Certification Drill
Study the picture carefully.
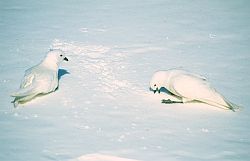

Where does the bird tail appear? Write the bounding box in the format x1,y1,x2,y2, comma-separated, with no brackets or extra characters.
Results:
201,97,241,112
225,100,242,112
214,92,242,112
11,86,36,97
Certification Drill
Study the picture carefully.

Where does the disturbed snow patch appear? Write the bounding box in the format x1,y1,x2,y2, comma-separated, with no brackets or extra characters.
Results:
51,39,139,97
72,153,140,161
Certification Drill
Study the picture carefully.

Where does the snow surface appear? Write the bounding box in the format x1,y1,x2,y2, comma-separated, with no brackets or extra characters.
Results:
72,153,140,161
0,0,250,161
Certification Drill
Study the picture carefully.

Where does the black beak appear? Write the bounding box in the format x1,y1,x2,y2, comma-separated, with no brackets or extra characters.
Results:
153,87,160,94
64,57,68,61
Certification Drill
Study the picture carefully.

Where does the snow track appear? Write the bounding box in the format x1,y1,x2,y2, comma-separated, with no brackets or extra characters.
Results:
52,39,139,99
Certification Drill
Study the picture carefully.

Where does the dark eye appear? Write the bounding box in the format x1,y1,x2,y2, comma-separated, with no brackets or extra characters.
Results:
60,54,63,57
154,84,156,87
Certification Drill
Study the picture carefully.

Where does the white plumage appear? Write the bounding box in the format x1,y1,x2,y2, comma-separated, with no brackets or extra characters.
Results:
11,49,68,107
150,69,239,111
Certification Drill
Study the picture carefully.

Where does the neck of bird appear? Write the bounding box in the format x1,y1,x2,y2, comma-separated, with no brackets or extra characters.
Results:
41,59,59,71
163,72,171,89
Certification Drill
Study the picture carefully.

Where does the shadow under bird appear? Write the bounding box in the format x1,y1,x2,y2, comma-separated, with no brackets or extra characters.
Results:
150,69,240,111
11,49,68,107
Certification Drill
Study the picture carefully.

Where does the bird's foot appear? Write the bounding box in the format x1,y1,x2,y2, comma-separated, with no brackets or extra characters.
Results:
161,99,183,104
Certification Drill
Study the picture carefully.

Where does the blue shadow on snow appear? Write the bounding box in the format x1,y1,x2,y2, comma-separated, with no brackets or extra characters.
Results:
58,69,70,80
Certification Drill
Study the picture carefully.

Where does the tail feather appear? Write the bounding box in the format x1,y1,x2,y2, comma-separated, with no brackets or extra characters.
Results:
211,92,241,112
199,98,240,112
225,100,242,112
11,93,38,107
11,85,36,97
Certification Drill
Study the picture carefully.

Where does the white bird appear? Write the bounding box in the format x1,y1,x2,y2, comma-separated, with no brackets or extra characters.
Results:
150,69,239,111
11,49,68,107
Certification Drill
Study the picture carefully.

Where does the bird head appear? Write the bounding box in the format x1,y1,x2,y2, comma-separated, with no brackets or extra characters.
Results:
45,49,68,65
41,49,68,70
149,71,168,94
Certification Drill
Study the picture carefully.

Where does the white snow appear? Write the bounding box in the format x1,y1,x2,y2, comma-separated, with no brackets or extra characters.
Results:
72,153,140,161
0,0,250,161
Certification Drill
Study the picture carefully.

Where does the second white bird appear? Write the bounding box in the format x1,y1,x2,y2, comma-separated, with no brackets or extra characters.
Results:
150,69,239,111
11,49,68,107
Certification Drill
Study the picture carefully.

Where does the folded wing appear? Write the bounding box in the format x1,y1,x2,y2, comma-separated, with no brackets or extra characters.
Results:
170,73,233,110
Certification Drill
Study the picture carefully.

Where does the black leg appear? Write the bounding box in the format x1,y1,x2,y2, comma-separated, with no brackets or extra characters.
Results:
161,99,183,104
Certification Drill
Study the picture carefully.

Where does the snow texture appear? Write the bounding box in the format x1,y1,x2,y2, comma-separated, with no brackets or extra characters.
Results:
72,153,140,161
0,0,250,161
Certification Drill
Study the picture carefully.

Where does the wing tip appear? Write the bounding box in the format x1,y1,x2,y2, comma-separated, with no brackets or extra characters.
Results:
226,100,242,112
